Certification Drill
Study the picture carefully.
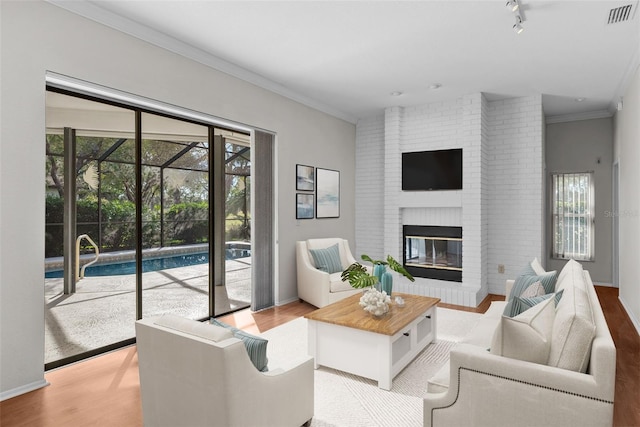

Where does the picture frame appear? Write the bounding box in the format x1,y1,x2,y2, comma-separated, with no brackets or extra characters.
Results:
296,164,315,191
316,168,340,218
296,193,315,219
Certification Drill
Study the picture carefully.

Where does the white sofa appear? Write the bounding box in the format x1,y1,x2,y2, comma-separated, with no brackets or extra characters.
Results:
296,238,362,308
424,259,616,427
136,314,314,427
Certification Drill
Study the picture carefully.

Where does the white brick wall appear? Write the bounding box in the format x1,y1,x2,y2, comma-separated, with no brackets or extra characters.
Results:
486,96,545,295
460,93,488,305
401,207,462,226
355,115,385,260
384,107,404,260
355,93,545,306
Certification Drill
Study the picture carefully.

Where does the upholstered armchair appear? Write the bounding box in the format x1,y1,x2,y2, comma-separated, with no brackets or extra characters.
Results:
296,238,363,308
136,314,314,427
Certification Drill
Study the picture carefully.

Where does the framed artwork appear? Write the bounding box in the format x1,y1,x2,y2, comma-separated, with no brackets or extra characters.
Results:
296,164,315,191
296,193,315,219
316,168,340,218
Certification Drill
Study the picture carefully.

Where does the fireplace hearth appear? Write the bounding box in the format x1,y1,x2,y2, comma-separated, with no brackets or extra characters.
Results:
403,225,462,282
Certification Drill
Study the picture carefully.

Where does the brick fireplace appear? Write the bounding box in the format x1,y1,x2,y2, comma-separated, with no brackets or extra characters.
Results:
355,93,545,306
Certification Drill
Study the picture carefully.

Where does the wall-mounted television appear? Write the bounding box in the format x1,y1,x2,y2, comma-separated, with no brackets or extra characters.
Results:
402,148,463,191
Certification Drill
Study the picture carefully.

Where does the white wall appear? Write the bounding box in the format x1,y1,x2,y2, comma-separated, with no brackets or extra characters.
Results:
0,1,356,399
486,96,545,293
545,118,614,284
613,64,640,333
355,115,385,258
355,94,545,304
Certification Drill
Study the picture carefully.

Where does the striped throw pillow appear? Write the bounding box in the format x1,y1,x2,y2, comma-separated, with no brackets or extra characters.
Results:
210,319,269,372
504,270,558,317
510,290,564,317
309,243,343,274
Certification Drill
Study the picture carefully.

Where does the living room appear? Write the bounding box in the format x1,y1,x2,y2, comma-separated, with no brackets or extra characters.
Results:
1,1,639,426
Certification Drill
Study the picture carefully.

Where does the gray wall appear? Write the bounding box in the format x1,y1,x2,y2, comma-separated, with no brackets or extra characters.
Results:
0,1,356,398
545,118,613,283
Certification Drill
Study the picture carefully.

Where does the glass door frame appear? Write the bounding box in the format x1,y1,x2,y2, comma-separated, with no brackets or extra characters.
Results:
45,87,251,369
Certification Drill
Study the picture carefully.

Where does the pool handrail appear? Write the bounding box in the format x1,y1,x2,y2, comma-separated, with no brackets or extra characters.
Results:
76,234,100,282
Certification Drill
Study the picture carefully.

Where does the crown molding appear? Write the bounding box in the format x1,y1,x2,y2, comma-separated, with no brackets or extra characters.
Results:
45,0,358,124
545,109,613,124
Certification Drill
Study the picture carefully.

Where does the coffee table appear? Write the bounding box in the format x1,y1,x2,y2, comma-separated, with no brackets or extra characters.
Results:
304,292,440,390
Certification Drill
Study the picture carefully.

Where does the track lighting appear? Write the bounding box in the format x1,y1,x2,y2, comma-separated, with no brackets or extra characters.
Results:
507,1,525,34
505,0,519,12
513,15,524,34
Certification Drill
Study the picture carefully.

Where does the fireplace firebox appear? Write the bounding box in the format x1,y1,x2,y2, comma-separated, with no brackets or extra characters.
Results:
403,225,462,282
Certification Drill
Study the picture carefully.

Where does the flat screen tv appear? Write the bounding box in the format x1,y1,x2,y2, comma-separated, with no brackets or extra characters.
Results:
402,148,463,191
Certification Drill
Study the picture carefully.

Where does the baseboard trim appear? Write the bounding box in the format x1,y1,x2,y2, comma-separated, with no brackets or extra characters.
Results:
276,296,300,306
595,282,616,287
619,295,640,336
0,379,49,402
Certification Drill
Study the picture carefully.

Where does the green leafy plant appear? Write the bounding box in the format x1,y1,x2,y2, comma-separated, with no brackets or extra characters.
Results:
341,254,415,289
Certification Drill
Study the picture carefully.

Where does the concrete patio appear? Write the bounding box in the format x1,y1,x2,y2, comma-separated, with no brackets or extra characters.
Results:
44,257,251,364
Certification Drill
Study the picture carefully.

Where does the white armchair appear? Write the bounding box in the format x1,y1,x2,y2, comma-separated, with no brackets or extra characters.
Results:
296,238,363,308
136,314,314,427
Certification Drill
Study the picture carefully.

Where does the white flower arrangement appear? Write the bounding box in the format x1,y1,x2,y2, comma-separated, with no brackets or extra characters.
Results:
359,288,391,317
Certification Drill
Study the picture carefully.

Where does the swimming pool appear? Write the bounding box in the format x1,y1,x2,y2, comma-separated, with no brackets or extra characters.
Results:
45,248,249,279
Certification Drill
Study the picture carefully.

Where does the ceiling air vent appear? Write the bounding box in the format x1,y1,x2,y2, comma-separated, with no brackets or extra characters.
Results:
607,4,634,24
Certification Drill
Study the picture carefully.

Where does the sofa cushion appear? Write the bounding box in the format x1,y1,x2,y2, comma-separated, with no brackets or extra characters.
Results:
548,285,596,373
503,270,558,316
309,243,343,274
210,319,269,372
155,314,233,342
461,301,505,348
329,272,355,292
491,296,556,364
555,259,584,292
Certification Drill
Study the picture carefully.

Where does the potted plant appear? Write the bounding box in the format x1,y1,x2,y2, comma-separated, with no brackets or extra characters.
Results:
342,254,415,316
342,254,414,291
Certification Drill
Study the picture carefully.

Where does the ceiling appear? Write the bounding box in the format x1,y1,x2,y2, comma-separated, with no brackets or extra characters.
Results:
49,1,640,123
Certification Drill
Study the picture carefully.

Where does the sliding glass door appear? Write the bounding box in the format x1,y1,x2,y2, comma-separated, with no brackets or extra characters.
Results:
140,113,211,319
44,90,251,368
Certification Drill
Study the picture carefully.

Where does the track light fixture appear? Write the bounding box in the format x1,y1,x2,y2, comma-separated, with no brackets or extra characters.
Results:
505,0,519,12
507,0,525,34
513,15,524,34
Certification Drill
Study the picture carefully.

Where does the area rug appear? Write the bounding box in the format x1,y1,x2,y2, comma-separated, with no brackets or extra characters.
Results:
261,307,481,427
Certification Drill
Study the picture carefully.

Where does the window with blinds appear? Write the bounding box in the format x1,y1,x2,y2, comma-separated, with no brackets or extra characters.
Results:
551,172,594,261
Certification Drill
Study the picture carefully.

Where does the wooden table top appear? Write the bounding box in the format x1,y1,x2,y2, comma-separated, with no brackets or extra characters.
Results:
304,292,440,336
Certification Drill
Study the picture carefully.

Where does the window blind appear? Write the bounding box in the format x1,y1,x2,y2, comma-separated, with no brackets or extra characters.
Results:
252,131,275,310
551,172,594,261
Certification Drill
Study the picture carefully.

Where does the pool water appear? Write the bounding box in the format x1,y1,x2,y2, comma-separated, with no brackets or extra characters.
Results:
45,249,249,279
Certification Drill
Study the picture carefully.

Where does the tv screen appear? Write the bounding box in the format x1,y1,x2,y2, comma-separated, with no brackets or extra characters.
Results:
402,148,463,191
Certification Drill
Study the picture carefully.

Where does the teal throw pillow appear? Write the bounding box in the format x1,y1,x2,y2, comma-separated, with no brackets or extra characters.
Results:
503,270,558,316
509,290,564,317
210,318,269,372
309,243,343,274
519,262,538,277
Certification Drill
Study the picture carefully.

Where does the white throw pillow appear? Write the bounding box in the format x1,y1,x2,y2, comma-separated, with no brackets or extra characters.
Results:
491,297,556,364
520,280,545,298
531,257,546,275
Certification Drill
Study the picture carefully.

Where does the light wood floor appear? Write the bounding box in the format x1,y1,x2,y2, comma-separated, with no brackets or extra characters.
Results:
1,287,638,427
